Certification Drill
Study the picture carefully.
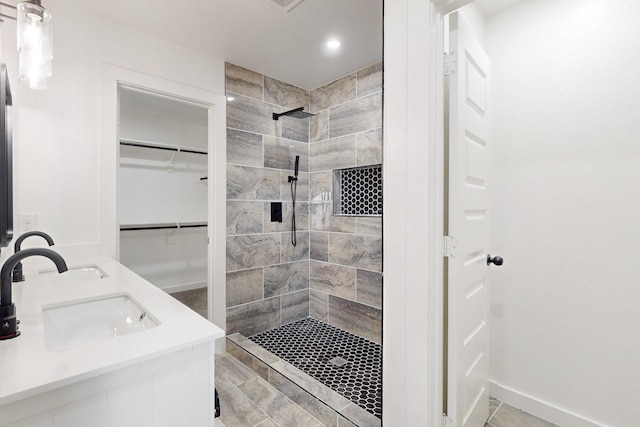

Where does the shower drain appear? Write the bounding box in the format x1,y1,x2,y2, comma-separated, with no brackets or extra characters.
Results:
329,356,349,367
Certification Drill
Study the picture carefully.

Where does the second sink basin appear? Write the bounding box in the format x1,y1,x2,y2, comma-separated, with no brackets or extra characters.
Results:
42,293,160,352
40,264,108,280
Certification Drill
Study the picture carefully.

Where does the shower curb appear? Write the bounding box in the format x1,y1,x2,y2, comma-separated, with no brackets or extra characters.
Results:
226,332,381,427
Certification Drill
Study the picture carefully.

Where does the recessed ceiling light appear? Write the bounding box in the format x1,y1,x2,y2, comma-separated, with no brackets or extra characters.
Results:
326,39,341,50
227,96,235,101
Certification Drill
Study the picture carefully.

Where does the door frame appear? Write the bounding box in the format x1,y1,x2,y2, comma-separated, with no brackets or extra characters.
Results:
99,64,227,334
382,0,472,425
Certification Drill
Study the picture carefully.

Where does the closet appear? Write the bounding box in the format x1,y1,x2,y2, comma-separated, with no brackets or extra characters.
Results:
117,87,208,315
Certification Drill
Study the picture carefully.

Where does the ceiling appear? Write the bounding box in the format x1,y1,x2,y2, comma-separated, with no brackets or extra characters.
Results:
96,0,383,90
96,0,526,91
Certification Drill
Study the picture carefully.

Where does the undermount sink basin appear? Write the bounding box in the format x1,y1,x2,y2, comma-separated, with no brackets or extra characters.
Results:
40,265,109,280
42,293,159,352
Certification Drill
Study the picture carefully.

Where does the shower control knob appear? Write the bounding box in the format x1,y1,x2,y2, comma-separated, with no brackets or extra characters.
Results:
487,254,503,266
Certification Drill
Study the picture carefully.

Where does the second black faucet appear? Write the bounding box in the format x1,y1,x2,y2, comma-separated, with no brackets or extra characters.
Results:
12,231,55,282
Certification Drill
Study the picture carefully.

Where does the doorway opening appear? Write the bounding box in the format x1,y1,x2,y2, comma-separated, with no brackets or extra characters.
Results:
100,64,227,348
117,86,210,317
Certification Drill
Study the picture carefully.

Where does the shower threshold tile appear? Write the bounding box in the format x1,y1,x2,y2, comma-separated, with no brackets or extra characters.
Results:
271,360,352,411
228,332,281,365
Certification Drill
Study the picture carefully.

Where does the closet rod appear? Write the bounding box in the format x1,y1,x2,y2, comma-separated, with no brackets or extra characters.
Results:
120,222,207,231
120,139,207,155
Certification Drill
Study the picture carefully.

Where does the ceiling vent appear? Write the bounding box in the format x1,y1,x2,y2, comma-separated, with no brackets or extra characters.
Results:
268,0,304,12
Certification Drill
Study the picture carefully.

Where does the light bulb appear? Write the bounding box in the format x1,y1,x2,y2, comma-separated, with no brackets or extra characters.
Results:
326,39,341,50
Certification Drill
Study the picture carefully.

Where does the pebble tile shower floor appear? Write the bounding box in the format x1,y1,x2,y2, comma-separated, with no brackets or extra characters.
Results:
250,317,382,419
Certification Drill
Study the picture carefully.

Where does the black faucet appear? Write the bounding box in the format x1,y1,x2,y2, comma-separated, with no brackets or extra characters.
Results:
0,248,68,340
12,231,55,282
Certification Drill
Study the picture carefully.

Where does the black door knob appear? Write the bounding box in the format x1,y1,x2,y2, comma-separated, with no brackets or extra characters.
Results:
487,254,504,266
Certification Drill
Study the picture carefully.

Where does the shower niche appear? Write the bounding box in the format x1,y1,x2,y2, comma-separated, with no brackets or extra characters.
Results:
333,164,382,216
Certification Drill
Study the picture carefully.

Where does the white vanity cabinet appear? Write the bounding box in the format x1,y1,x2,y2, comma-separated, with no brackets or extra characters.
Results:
0,343,214,427
0,258,223,427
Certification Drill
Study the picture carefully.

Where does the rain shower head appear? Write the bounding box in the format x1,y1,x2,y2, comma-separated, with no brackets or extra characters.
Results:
272,107,315,121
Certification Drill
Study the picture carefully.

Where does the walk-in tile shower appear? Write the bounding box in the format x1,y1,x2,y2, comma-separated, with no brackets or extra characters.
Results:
224,61,382,424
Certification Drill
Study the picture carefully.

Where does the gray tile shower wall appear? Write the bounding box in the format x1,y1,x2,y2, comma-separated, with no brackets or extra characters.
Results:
308,62,383,344
226,61,383,343
226,63,311,336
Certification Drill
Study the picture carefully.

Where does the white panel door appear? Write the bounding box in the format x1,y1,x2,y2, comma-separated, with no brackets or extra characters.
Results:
446,11,496,427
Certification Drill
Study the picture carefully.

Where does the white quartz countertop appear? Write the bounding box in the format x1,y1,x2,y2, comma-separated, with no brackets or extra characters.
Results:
0,258,224,406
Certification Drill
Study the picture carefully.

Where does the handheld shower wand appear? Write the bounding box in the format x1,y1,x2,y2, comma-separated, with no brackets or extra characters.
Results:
288,156,300,246
288,156,299,182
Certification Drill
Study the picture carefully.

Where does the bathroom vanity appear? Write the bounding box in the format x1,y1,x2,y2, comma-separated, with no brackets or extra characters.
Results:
0,258,223,427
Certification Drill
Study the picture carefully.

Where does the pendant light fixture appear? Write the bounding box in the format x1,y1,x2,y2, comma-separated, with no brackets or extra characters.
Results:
0,0,53,90
17,0,52,90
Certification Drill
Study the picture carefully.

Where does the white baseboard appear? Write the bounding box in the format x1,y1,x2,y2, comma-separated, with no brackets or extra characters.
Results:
162,281,207,294
490,381,606,427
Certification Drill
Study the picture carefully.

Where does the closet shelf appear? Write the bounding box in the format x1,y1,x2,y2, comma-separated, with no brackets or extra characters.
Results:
120,138,208,155
120,222,207,231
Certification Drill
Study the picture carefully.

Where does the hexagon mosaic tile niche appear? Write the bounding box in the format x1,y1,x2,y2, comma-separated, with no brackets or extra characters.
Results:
333,165,382,217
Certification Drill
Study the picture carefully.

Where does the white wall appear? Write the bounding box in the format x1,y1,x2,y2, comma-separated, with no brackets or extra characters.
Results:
118,155,208,225
120,228,208,292
119,89,209,150
0,0,224,269
118,92,209,225
486,0,640,425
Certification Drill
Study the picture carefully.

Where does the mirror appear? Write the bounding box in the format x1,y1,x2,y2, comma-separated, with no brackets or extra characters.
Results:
0,63,13,250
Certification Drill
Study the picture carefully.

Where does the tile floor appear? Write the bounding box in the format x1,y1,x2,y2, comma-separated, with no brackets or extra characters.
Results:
170,287,208,318
486,396,559,427
215,353,326,427
217,352,558,427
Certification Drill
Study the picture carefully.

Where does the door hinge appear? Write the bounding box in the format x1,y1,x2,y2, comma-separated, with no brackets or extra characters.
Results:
444,51,458,76
443,236,457,258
